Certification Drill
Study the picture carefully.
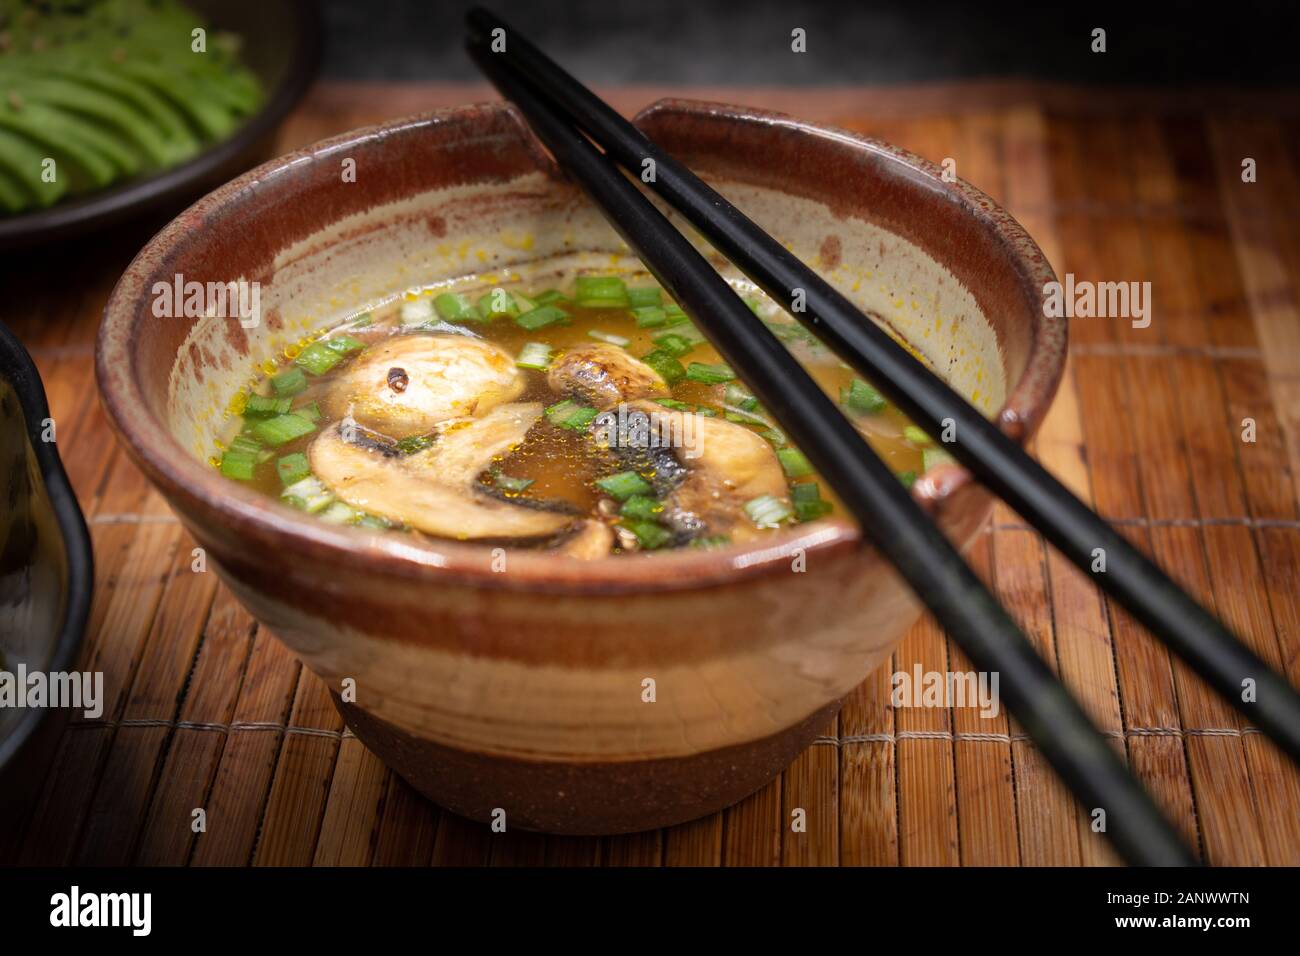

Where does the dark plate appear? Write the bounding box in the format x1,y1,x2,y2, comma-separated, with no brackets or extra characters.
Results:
0,319,93,783
0,0,322,252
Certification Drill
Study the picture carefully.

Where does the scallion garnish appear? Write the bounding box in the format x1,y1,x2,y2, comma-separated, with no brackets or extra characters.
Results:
574,276,629,308
399,298,434,326
294,341,344,376
595,470,654,501
777,448,814,479
516,342,553,370
724,382,759,411
533,289,568,306
898,470,918,488
923,447,956,471
516,304,570,331
790,482,833,522
250,413,316,446
626,286,663,308
219,450,257,480
652,332,695,357
242,394,292,419
270,367,307,397
325,335,366,355
587,329,631,347
433,292,475,321
494,473,535,493
281,475,333,513
685,362,735,384
619,494,662,521
640,349,686,385
476,288,521,320
632,306,668,328
842,378,887,414
276,452,311,486
744,493,793,528
619,518,672,550
903,425,931,445
545,399,599,431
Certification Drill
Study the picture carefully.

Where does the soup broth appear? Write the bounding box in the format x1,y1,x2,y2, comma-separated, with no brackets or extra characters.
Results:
214,272,943,557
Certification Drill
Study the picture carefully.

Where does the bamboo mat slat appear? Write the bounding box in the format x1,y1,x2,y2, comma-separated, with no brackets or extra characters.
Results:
1,82,1298,866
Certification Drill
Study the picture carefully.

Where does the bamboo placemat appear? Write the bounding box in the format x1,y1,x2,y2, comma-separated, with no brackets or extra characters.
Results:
2,82,1298,866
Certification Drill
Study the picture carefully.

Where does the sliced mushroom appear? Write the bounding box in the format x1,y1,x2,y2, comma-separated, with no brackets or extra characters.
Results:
547,343,668,409
321,334,524,439
309,402,574,540
557,519,615,560
627,400,788,542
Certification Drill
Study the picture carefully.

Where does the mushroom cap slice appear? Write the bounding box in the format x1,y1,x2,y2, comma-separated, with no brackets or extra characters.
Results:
321,334,524,439
309,402,574,540
628,400,788,542
547,343,668,409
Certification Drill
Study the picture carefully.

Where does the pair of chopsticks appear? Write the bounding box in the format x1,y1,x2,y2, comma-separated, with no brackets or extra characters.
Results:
467,7,1300,865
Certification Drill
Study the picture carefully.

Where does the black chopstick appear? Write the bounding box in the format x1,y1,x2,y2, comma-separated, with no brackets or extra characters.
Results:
466,7,1300,768
465,39,1196,867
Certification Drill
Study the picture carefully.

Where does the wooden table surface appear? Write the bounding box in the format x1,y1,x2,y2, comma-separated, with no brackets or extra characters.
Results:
2,81,1299,866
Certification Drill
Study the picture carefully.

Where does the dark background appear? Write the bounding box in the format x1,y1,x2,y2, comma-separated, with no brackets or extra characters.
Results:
321,0,1300,86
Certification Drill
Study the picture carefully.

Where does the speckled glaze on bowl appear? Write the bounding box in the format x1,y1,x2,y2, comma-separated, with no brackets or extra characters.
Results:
97,100,1063,834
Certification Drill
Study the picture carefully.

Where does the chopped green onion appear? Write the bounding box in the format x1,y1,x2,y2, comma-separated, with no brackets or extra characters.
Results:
897,470,918,488
294,341,344,376
842,378,887,414
250,413,316,447
545,399,599,431
652,332,695,357
516,304,570,331
270,367,308,397
242,395,292,419
356,513,391,530
319,501,358,525
515,342,553,370
325,335,366,355
790,482,833,521
923,447,956,471
276,452,311,486
595,470,654,501
640,349,686,386
655,398,715,417
399,298,434,326
724,382,759,411
685,362,735,385
691,535,731,549
620,494,662,521
632,306,668,328
219,450,257,480
574,276,628,308
394,434,435,455
777,448,814,478
588,329,631,347
493,473,535,492
281,476,333,513
294,401,322,423
626,286,663,308
433,292,476,321
903,425,932,445
227,434,261,456
619,518,672,550
476,287,521,319
533,289,568,306
760,427,787,448
744,494,794,528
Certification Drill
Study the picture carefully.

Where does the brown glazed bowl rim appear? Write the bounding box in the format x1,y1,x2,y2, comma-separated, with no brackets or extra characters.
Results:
97,99,1064,595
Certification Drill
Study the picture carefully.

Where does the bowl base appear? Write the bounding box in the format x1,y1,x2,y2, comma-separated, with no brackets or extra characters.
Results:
332,693,842,836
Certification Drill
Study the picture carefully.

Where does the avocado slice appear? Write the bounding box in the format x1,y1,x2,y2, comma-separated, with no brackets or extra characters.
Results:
0,127,67,208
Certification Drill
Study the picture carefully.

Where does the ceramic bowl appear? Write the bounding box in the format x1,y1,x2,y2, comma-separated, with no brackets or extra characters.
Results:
97,100,1063,833
0,321,93,787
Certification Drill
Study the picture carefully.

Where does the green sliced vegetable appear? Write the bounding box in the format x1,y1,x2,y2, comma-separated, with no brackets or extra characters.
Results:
294,341,344,376
515,342,553,371
685,362,735,385
250,413,315,446
276,452,311,486
270,367,308,397
744,494,794,528
595,470,653,501
516,304,570,331
640,350,686,386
